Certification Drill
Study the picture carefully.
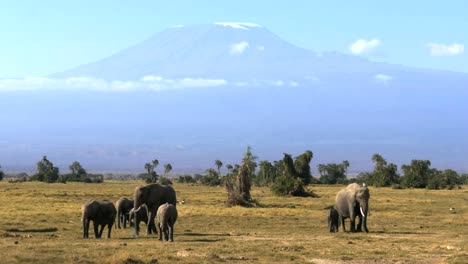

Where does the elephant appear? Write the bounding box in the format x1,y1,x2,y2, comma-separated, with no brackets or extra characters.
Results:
156,203,178,242
335,183,370,233
133,183,177,236
116,197,134,229
129,204,157,235
326,206,340,233
81,200,116,239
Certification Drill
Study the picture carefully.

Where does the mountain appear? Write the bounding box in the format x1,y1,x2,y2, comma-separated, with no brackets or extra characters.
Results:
1,23,468,173
54,22,403,81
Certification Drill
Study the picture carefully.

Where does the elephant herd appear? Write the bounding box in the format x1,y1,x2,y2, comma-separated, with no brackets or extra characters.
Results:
328,183,370,233
81,182,369,240
81,183,178,241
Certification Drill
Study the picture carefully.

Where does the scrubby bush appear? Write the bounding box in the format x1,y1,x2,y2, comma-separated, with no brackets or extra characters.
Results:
0,164,4,181
200,169,221,186
177,175,196,183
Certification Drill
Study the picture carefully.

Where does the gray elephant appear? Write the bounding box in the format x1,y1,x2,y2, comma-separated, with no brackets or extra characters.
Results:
157,203,178,242
129,204,157,235
133,183,177,236
116,197,134,229
81,200,116,239
335,183,370,233
326,206,340,233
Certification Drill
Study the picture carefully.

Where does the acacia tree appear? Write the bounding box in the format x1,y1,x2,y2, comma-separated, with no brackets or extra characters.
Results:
294,150,313,184
225,164,233,174
225,146,257,206
69,161,87,176
271,151,314,196
163,163,173,176
144,159,159,183
215,160,223,175
365,154,399,187
35,156,59,183
318,162,347,184
401,160,431,188
255,160,277,186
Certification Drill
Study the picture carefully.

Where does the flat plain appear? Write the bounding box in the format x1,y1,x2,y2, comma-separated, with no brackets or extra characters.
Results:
0,180,466,263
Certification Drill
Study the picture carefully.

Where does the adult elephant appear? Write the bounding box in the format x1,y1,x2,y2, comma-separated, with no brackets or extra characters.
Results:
116,197,133,229
81,200,116,239
133,183,177,236
335,183,370,233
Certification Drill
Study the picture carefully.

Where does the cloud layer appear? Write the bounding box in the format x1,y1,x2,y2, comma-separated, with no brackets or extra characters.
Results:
350,39,381,55
0,76,228,92
0,76,303,92
428,43,464,56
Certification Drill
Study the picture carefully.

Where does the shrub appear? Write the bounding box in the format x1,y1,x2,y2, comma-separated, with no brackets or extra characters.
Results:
177,175,196,183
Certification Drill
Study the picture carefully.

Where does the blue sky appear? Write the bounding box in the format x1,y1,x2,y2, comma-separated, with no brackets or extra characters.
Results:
0,0,466,77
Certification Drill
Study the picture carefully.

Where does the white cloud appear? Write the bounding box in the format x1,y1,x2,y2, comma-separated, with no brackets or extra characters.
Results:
0,76,228,92
214,22,262,30
375,74,393,84
257,45,265,51
230,41,249,55
428,43,464,56
141,75,163,82
0,76,308,92
350,39,381,55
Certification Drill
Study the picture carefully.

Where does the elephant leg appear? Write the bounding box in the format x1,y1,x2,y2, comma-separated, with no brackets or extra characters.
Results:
107,223,113,238
169,224,174,242
93,221,100,238
134,214,139,236
117,212,121,229
356,214,363,232
99,224,106,238
341,217,346,232
157,223,163,240
147,209,157,235
83,219,88,238
152,222,158,234
123,214,127,229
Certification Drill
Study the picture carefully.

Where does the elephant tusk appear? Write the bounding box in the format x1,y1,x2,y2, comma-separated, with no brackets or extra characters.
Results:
360,206,365,217
133,206,142,213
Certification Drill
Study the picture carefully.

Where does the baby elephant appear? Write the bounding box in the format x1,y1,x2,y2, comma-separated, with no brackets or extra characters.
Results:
116,197,134,229
327,206,340,233
129,204,157,235
157,203,178,242
81,200,116,239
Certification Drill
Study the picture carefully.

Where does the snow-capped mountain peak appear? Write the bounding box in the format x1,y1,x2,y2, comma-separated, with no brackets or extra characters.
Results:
214,22,262,30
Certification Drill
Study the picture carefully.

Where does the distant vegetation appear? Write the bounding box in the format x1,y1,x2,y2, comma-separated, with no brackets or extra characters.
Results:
1,150,466,190
0,164,4,181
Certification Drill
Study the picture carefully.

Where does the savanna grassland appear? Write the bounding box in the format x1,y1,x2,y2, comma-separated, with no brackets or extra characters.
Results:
0,181,466,264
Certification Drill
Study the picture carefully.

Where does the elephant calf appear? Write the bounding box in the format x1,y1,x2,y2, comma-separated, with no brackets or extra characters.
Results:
129,204,157,235
81,200,116,239
116,197,134,229
327,206,340,233
156,203,178,242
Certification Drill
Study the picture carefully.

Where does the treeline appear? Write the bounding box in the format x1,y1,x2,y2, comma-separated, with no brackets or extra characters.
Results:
1,156,104,183
181,152,467,192
1,151,467,191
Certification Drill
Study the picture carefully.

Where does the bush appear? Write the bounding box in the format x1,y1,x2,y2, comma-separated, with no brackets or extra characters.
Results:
200,173,221,186
177,175,196,183
271,176,309,196
158,176,173,185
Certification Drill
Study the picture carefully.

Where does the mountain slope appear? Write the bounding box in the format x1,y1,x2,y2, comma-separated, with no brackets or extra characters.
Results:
1,22,467,172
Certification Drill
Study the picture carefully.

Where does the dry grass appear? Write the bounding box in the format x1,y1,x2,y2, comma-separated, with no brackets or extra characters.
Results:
0,181,467,264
